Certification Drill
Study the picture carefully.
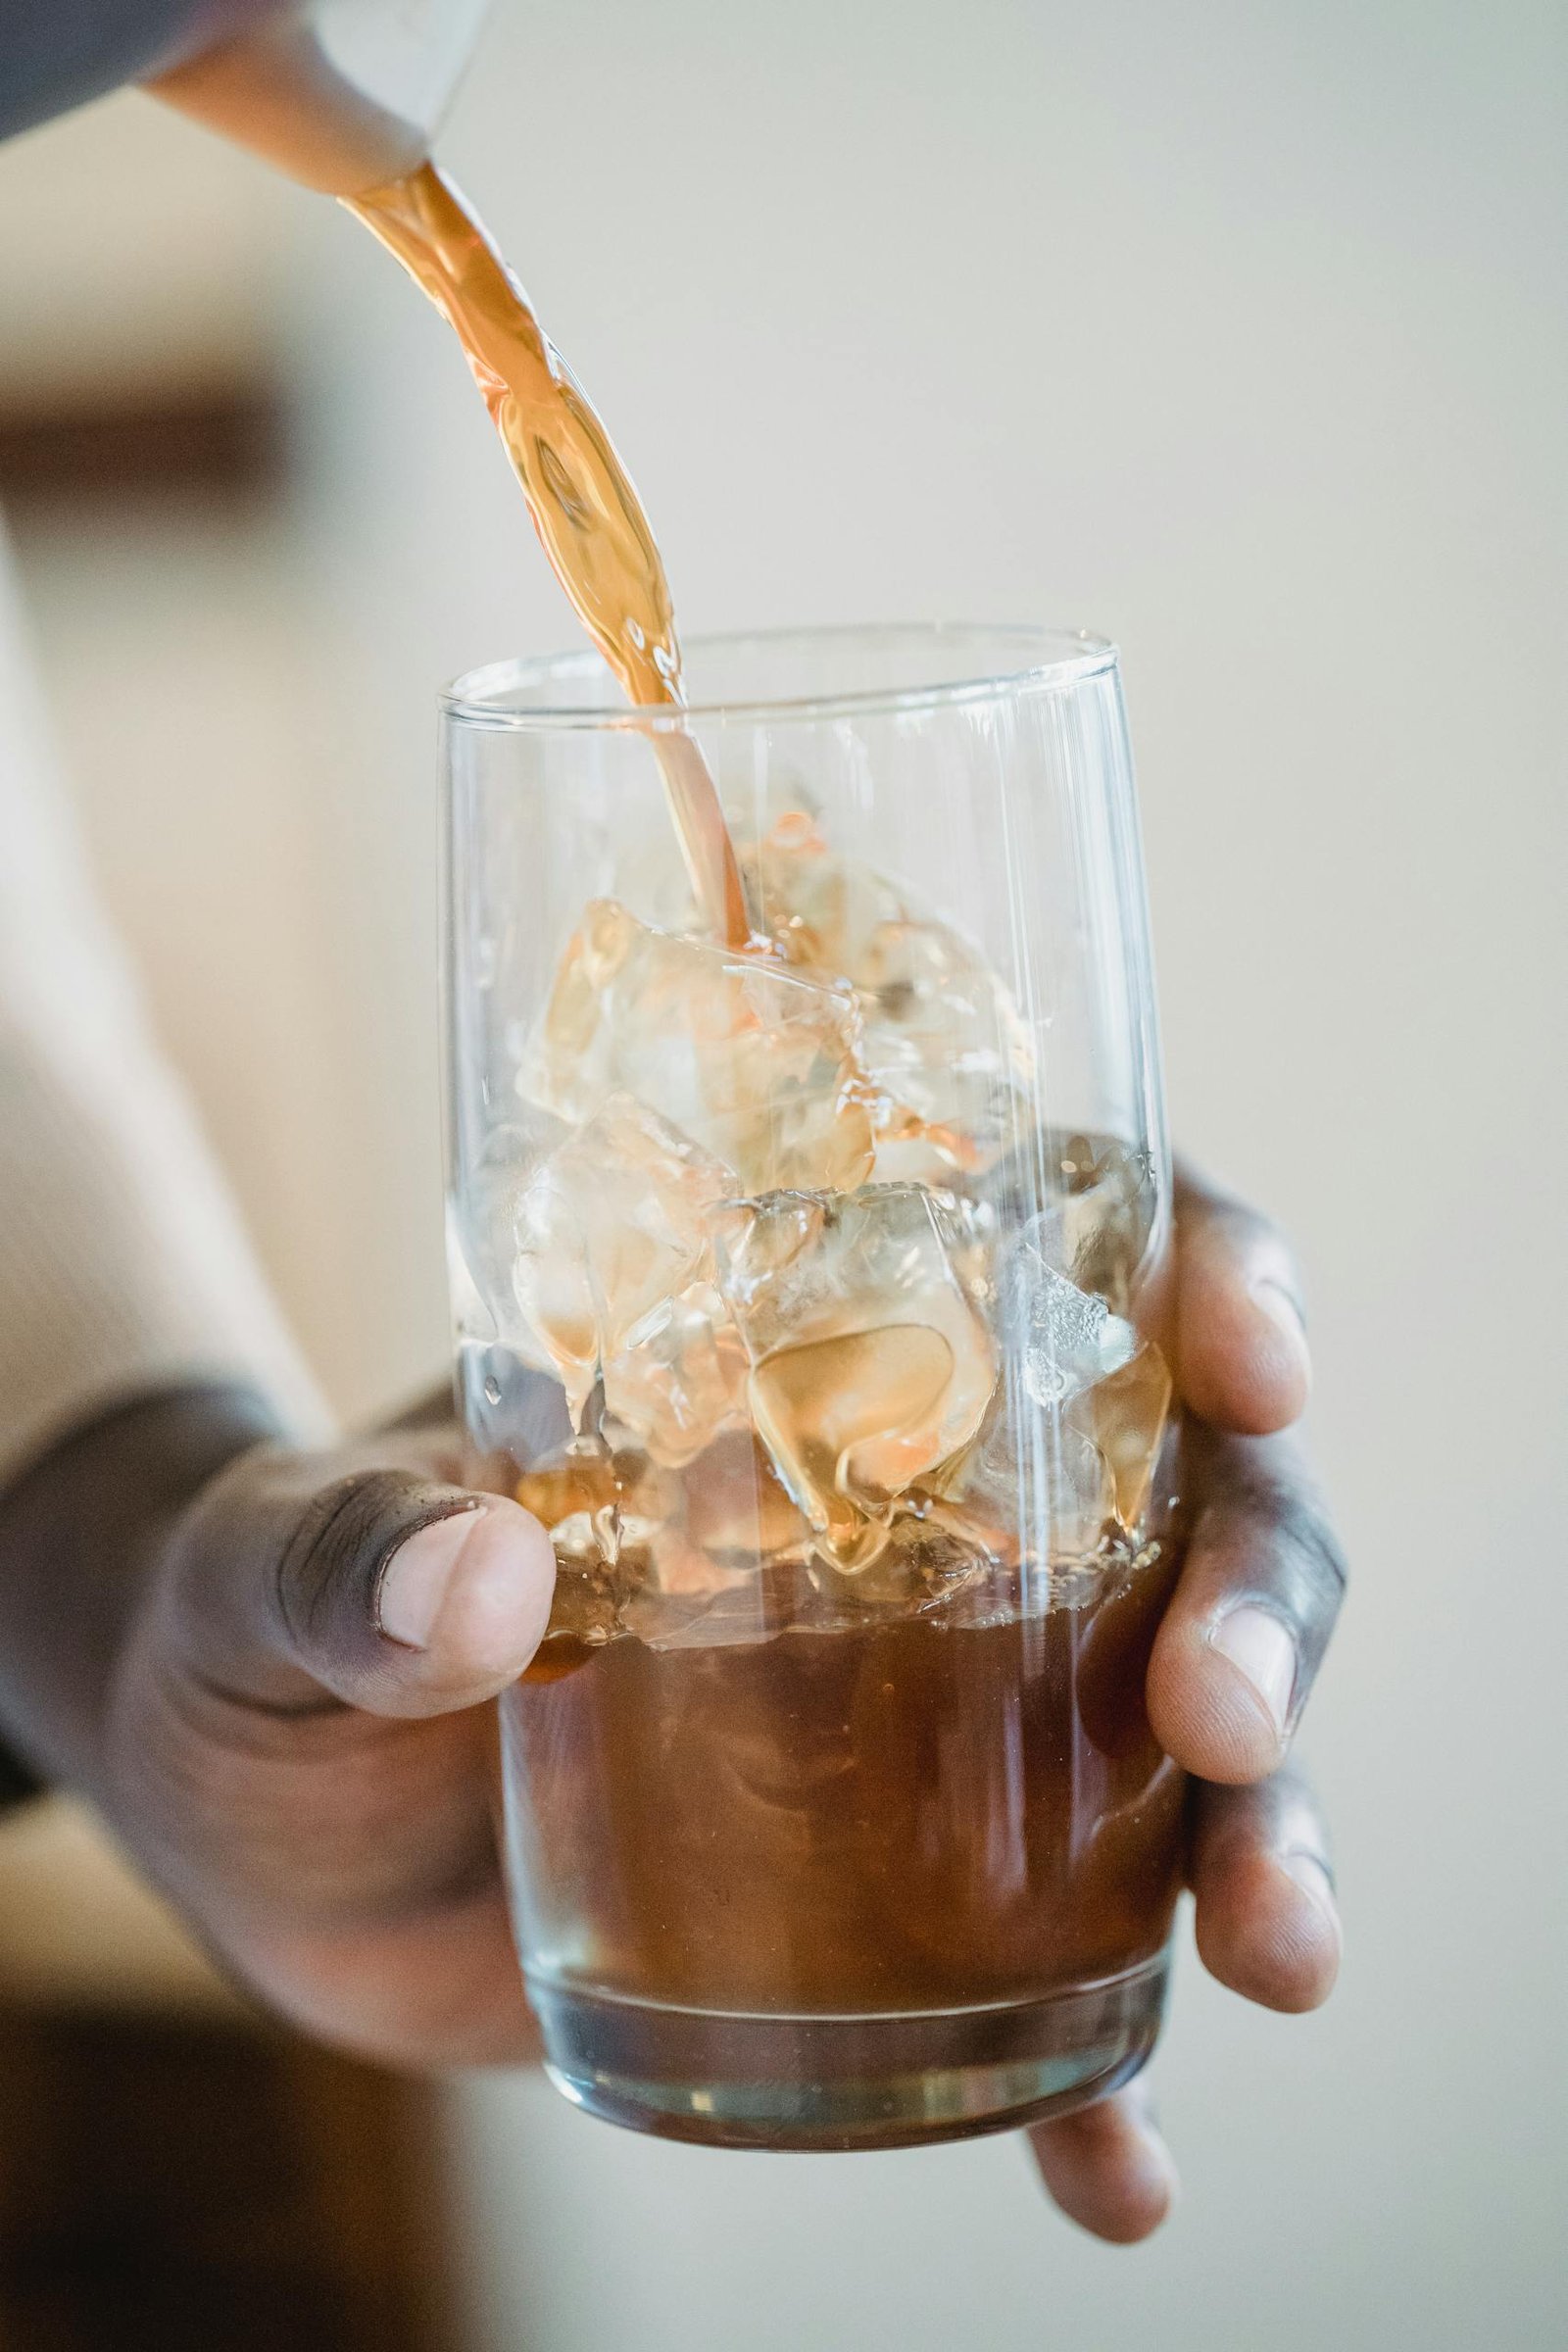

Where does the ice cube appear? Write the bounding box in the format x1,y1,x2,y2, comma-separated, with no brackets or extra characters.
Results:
947,1213,1170,1550
987,1156,1170,1524
856,915,1037,1178
808,1507,989,1616
740,813,907,979
1057,1136,1158,1312
515,1435,794,1654
601,1278,749,1467
737,823,1039,1181
712,1185,997,1570
512,1095,734,1425
1067,1341,1173,1530
983,1133,1157,1315
1003,1215,1141,1407
448,1112,572,1359
681,1429,812,1564
521,898,874,1193
512,1440,673,1650
939,1369,1117,1570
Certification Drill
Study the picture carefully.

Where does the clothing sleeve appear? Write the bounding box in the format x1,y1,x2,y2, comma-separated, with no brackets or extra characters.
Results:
0,521,329,1494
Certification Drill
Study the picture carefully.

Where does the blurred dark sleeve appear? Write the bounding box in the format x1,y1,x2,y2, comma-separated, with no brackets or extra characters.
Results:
0,0,284,145
0,1735,40,1811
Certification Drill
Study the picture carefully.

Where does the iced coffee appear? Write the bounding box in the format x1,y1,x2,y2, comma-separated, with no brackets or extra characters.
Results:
450,742,1185,2147
340,125,1181,2152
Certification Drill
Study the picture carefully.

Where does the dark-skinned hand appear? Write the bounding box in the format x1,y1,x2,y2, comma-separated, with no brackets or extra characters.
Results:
0,1163,1344,2242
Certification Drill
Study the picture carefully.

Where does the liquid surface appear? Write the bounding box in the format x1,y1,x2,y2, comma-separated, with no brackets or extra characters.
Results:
348,162,750,945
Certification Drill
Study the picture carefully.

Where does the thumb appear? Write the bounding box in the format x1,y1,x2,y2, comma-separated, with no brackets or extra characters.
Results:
163,1447,557,1720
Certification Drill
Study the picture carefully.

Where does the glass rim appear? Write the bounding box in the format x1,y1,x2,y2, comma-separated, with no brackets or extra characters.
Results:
441,621,1118,732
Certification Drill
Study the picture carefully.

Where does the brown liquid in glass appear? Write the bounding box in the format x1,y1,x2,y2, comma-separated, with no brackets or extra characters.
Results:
506,1554,1185,2021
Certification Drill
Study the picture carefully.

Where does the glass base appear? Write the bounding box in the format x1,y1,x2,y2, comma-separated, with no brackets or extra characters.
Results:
528,1951,1169,2152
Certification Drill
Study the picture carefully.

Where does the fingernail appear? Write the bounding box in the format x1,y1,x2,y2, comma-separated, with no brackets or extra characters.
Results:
1209,1605,1297,1739
377,1505,485,1649
1251,1276,1309,1349
1281,1848,1340,1928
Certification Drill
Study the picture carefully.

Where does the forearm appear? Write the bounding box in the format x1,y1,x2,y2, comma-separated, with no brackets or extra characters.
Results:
0,528,332,1799
0,1381,286,1797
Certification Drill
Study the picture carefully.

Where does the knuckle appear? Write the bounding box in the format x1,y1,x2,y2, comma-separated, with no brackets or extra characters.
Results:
1198,1457,1348,1622
1197,1761,1332,1885
1272,1492,1348,1615
1260,1760,1334,1862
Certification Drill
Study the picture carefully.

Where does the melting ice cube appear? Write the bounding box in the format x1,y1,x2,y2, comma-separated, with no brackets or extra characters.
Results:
1069,1343,1173,1530
941,1377,1117,1569
740,814,907,979
737,819,1038,1181
512,1094,734,1428
601,1278,749,1468
712,1184,997,1569
520,898,874,1194
856,914,1037,1179
937,1212,1173,1564
983,1133,1157,1316
1003,1214,1141,1407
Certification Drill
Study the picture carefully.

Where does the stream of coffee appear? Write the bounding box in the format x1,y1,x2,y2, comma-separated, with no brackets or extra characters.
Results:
347,161,751,948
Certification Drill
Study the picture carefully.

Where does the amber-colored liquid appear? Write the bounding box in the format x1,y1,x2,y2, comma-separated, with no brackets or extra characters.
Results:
496,1127,1179,2037
345,157,1182,2104
503,1544,1185,2020
348,163,750,947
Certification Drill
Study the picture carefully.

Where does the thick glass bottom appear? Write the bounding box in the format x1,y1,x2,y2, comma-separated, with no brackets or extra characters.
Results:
529,1949,1169,2152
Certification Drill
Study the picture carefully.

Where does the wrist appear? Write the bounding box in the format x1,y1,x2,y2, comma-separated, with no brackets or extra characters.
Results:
0,1382,288,1796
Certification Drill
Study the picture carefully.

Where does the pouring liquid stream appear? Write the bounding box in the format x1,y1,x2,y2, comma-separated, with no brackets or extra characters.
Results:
348,162,751,948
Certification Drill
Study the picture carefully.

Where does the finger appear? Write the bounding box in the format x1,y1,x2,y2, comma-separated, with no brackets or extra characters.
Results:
161,1446,556,1721
227,1881,545,2070
1027,2076,1178,2243
1172,1161,1311,1435
1148,1423,1347,1783
1191,1763,1342,2012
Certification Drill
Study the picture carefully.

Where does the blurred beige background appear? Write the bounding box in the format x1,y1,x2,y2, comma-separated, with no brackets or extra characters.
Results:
1,0,1565,2344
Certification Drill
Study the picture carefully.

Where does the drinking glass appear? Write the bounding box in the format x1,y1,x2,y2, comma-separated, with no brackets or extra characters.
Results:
444,624,1184,2150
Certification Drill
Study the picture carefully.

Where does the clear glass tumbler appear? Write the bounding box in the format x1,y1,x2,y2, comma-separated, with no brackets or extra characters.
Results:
444,624,1184,2151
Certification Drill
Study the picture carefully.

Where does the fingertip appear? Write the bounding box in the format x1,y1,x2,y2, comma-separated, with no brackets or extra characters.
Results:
1089,2138,1178,2246
376,1496,556,1702
1283,1854,1344,2006
1243,1280,1313,1428
1179,1261,1311,1437
1029,2094,1179,2244
1197,1846,1342,2013
1148,1611,1288,1786
421,1497,557,1682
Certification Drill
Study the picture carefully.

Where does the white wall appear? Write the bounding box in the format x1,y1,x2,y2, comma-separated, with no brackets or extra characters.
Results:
6,0,1566,2343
